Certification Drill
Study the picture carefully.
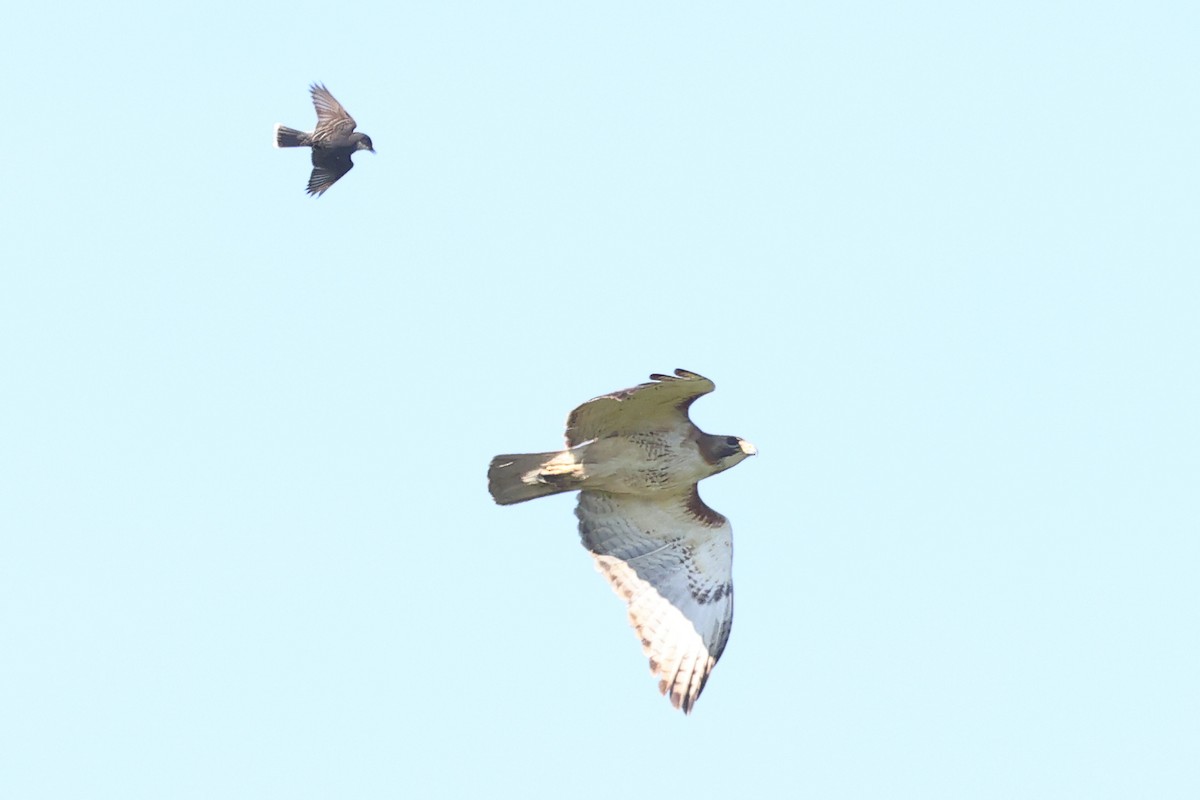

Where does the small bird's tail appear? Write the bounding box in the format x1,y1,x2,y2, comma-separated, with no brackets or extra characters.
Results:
274,124,311,148
488,450,582,505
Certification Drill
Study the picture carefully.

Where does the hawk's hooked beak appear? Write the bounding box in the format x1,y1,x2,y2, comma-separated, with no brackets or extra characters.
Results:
739,439,757,456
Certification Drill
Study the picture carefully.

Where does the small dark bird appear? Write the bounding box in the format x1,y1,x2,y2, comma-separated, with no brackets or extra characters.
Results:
274,84,375,196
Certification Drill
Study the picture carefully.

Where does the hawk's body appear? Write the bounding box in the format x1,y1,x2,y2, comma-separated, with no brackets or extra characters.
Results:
493,428,723,500
488,370,755,713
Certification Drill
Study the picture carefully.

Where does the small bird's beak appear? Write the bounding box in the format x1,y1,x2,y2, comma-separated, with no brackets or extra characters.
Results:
369,147,377,154
739,439,758,456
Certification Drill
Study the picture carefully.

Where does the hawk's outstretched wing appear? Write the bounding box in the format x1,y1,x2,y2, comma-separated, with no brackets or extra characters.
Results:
310,83,357,141
565,369,714,448
576,487,733,713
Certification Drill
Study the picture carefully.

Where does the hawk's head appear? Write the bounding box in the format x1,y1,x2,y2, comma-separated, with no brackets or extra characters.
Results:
697,433,757,473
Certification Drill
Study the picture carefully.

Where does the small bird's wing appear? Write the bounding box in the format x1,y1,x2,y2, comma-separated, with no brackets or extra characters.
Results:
309,83,357,140
576,488,734,713
307,150,354,196
565,369,715,448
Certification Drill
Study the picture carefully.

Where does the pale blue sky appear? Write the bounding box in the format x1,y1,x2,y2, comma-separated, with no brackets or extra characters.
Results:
2,1,1197,798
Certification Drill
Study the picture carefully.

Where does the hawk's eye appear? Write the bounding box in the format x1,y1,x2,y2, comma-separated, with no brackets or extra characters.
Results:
725,436,739,447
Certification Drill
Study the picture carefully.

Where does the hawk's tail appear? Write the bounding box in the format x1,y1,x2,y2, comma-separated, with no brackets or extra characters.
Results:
274,124,311,148
488,450,581,505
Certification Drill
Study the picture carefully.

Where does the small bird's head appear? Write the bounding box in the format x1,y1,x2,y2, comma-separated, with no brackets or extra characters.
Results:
698,434,757,473
355,134,376,153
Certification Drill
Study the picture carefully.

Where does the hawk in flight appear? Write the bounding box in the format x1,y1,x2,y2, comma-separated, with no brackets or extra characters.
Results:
488,369,756,713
